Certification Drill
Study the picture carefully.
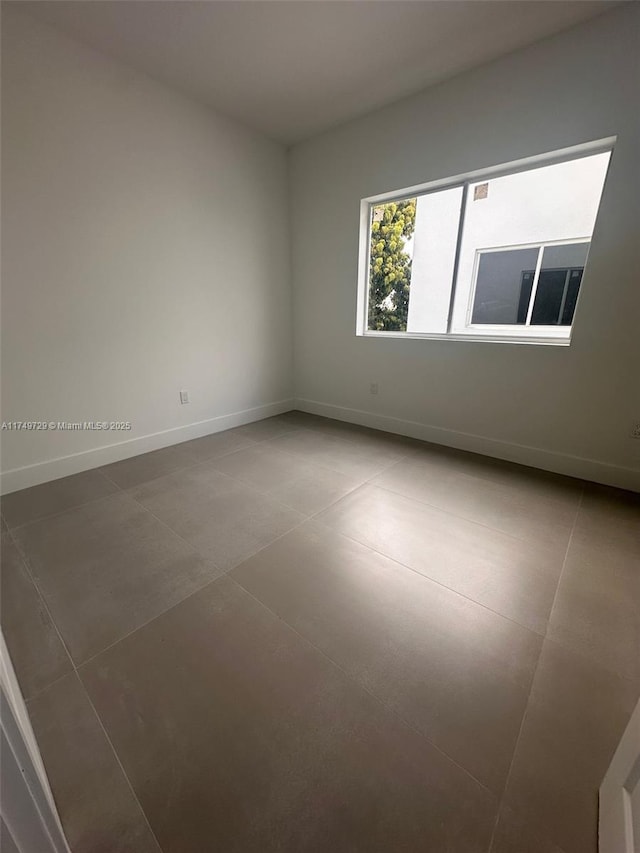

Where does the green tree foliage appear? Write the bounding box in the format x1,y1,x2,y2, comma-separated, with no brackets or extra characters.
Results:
368,198,416,331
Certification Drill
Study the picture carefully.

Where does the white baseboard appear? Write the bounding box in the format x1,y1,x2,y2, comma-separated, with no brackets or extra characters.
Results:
4,396,638,494
295,397,640,492
0,399,295,495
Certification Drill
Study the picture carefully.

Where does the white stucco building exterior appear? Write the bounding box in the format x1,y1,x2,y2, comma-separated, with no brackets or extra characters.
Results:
406,151,610,335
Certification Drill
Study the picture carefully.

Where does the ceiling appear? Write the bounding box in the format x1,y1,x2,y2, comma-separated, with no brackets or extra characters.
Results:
14,0,619,144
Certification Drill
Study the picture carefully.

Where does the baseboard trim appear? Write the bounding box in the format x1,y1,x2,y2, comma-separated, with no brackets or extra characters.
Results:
295,397,640,492
4,396,637,494
0,399,295,495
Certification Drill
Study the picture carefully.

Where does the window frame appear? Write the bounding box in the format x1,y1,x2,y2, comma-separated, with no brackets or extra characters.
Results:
356,137,615,346
463,237,591,336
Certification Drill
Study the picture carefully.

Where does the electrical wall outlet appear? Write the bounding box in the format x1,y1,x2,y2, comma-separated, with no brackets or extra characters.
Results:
370,383,379,395
631,422,640,439
179,390,190,404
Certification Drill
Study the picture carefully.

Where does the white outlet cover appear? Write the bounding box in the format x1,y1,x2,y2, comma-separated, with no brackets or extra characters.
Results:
180,390,190,404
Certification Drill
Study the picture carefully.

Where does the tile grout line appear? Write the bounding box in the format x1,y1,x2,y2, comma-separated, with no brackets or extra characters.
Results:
80,678,165,853
544,486,585,637
75,571,226,673
100,413,410,496
207,436,408,496
5,491,211,853
312,452,583,638
3,421,403,540
125,475,309,563
1,414,304,529
4,421,579,694
484,483,585,853
8,450,312,687
254,438,415,483
4,412,553,536
228,574,500,807
3,417,593,852
9,420,386,698
22,446,383,850
100,419,400,503
4,484,124,535
11,518,165,850
69,485,327,672
10,427,610,853
201,449,416,570
80,457,546,703
18,449,494,845
23,667,77,707
2,408,594,523
6,526,76,686
116,423,411,581
525,486,639,682
262,419,420,454
310,509,552,641
97,438,260,491
164,433,575,656
73,507,310,674
5,529,169,847
359,428,590,497
315,478,640,684
55,472,610,853
368,477,581,551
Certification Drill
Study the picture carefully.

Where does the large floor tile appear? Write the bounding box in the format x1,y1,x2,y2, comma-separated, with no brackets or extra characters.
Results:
575,483,640,550
547,529,640,682
235,414,301,441
131,464,304,570
408,442,583,499
267,428,401,480
490,804,566,853
0,819,19,853
318,484,564,633
503,639,639,853
293,417,418,458
178,427,258,462
100,444,195,489
276,410,333,430
80,576,497,853
13,493,220,664
211,443,362,515
1,533,72,699
231,521,541,794
372,453,580,547
278,412,415,455
1,469,118,529
27,672,161,853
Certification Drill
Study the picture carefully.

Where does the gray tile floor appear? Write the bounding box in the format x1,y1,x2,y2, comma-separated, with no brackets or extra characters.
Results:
2,411,638,853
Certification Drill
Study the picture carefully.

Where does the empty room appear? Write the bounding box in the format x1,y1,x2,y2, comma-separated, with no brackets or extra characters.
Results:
1,2,639,852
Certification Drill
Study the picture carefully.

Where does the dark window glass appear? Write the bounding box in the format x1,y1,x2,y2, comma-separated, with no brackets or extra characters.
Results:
471,248,539,324
517,271,535,324
530,267,585,325
531,269,568,324
561,269,583,325
530,242,588,325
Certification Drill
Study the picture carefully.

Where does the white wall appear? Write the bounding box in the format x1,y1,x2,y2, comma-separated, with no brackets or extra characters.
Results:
1,8,293,491
289,4,640,488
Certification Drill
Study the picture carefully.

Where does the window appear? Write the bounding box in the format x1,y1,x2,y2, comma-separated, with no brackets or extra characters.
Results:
470,240,589,327
357,141,613,344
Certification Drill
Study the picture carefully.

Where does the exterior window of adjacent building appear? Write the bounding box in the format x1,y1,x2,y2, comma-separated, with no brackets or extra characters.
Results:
357,142,613,344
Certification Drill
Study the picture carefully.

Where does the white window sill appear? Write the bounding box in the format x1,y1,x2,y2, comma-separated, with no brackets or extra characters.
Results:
359,330,572,346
